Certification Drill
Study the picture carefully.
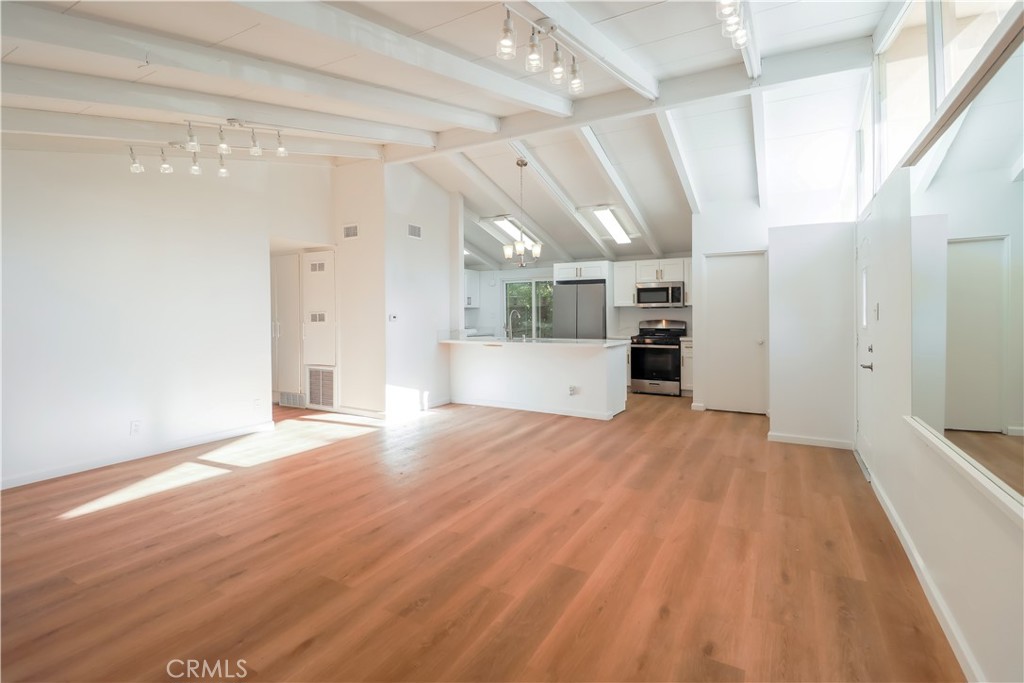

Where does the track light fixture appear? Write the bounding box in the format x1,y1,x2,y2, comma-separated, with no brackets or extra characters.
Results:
185,122,200,153
218,155,229,178
717,1,750,50
217,126,231,154
249,128,262,157
128,146,144,174
159,148,173,174
499,7,584,95
190,152,202,175
495,8,516,60
276,130,288,157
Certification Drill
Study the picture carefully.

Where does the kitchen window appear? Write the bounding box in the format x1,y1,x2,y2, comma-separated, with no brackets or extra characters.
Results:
505,280,553,339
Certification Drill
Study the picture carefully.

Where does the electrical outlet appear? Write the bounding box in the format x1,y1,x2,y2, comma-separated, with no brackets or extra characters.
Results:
254,398,262,410
129,420,141,436
568,385,578,396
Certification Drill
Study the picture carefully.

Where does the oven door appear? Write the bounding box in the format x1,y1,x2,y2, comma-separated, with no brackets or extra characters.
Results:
630,344,682,396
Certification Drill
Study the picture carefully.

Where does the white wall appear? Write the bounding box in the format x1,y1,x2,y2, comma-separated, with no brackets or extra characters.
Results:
767,223,856,448
910,214,949,431
333,160,387,415
383,164,452,412
858,169,1023,683
2,150,332,487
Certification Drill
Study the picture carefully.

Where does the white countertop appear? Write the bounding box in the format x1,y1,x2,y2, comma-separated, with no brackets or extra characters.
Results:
443,337,629,348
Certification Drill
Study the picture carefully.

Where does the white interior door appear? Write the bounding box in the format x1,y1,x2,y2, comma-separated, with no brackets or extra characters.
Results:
856,235,875,470
946,237,1005,431
272,254,302,394
703,252,768,414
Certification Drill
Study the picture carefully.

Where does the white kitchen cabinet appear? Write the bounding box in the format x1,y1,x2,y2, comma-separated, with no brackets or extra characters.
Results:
613,261,637,307
681,339,693,391
464,269,480,308
553,261,610,281
635,258,685,283
682,257,693,306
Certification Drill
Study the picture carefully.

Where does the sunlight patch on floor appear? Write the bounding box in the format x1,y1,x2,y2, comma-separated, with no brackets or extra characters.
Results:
198,419,377,468
59,462,230,519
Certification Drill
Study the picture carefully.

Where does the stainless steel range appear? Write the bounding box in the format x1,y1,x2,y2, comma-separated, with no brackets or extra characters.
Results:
631,319,688,396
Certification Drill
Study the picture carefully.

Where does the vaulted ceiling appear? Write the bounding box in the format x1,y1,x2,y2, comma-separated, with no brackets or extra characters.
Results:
1,1,889,268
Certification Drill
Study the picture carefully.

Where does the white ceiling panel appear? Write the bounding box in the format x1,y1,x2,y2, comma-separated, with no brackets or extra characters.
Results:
66,1,265,47
334,1,495,37
526,138,616,208
586,1,718,51
767,129,855,195
217,21,363,70
751,1,888,56
2,40,161,83
573,2,663,25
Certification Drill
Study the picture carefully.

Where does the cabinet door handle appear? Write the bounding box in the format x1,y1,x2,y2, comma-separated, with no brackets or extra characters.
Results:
632,293,636,304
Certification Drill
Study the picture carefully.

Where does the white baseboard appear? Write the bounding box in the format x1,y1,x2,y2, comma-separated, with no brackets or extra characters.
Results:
1005,425,1024,437
1,420,275,490
331,405,387,420
691,402,706,411
767,431,854,450
870,478,984,683
449,398,619,421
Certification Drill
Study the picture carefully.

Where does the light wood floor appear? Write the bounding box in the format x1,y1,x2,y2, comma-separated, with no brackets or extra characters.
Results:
2,395,964,682
944,429,1024,496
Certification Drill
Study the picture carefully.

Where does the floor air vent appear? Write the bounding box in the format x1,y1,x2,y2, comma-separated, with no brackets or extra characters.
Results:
307,366,335,408
279,392,305,408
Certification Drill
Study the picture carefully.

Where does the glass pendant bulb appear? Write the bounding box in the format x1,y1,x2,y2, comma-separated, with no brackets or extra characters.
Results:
550,43,565,85
275,130,288,157
525,28,543,73
721,12,743,36
185,122,200,153
569,56,584,95
495,9,516,60
217,126,231,154
128,146,144,174
716,0,740,20
514,240,525,256
159,148,173,174
532,243,542,258
218,154,229,178
190,152,202,176
503,244,514,260
731,28,749,49
249,128,262,157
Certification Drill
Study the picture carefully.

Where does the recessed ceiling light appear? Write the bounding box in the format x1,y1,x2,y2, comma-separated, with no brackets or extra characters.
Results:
593,207,631,244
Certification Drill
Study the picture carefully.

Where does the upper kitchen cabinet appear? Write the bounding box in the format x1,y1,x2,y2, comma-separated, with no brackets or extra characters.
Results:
613,262,637,307
464,269,480,309
554,261,610,281
635,258,685,283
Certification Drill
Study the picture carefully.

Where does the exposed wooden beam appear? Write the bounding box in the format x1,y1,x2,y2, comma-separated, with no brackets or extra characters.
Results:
451,154,572,261
513,1,659,100
913,104,971,192
385,37,873,164
740,1,762,80
873,0,914,54
750,90,768,207
235,1,573,118
0,108,383,159
508,140,614,259
577,126,662,257
0,3,499,134
1,64,436,148
654,111,701,214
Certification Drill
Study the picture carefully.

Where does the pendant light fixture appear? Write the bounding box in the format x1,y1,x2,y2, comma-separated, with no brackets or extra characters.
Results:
569,56,584,95
718,0,751,50
549,43,565,85
525,27,543,73
249,128,262,157
190,152,202,175
217,126,231,154
218,154,229,178
495,8,516,60
185,122,200,153
275,130,288,157
502,157,542,267
128,146,144,174
159,148,173,174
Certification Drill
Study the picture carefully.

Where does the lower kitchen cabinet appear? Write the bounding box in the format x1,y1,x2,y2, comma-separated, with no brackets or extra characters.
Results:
681,339,693,391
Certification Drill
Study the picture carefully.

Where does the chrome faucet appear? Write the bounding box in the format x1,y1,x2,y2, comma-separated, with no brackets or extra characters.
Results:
507,309,522,340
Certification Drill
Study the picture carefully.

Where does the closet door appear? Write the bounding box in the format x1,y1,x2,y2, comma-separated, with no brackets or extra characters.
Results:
301,251,336,367
272,254,302,394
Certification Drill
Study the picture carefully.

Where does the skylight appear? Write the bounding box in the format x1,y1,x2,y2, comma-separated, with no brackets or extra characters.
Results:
592,207,632,244
493,217,536,250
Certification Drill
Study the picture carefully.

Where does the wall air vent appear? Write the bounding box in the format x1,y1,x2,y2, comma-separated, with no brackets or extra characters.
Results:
343,225,359,240
309,261,325,272
407,224,422,239
307,366,335,408
279,392,305,408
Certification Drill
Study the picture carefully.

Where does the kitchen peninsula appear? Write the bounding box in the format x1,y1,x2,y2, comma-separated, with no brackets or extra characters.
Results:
442,338,628,420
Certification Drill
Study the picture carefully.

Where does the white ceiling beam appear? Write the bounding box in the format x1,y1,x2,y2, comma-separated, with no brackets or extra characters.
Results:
1012,155,1023,183
873,0,914,54
1,64,436,148
914,104,971,192
750,90,768,207
512,1,659,100
450,154,572,261
235,1,573,119
463,244,502,270
385,37,873,164
464,206,515,249
740,1,762,80
507,140,615,259
654,111,701,214
1,108,383,159
577,126,662,258
0,3,499,134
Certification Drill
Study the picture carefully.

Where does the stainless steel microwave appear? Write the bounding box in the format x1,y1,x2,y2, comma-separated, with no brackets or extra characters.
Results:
635,281,684,308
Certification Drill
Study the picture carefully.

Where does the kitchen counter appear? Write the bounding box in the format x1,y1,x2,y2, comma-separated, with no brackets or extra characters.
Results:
441,337,627,420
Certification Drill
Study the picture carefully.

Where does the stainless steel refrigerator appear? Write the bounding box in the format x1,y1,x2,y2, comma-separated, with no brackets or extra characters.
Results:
553,280,607,339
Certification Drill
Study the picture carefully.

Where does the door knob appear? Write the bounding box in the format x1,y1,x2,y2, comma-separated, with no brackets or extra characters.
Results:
757,339,765,345
860,363,874,371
